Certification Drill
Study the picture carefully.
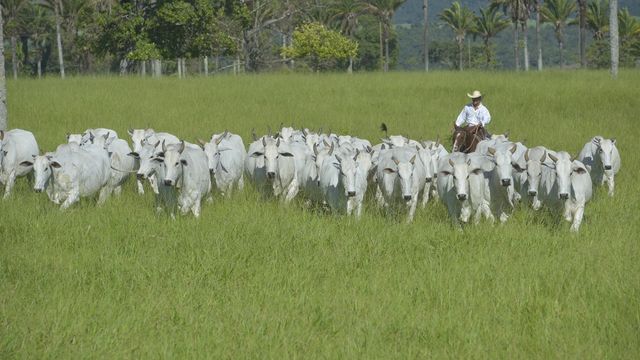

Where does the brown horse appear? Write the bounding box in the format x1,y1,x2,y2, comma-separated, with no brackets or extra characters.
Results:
451,125,488,153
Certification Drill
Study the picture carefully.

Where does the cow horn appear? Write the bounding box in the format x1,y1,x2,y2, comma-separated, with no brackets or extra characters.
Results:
435,135,440,148
504,130,510,138
448,158,455,167
276,137,280,147
548,153,558,163
328,142,334,156
410,154,416,164
197,139,207,148
0,130,4,140
251,128,258,141
524,149,530,162
313,143,318,155
262,136,267,147
162,140,167,153
540,151,547,163
510,144,517,154
178,140,185,154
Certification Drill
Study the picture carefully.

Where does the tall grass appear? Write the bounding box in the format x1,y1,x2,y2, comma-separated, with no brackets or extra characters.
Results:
1,71,639,358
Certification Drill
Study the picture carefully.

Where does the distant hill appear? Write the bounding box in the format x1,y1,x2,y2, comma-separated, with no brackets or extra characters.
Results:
392,0,640,70
394,0,640,25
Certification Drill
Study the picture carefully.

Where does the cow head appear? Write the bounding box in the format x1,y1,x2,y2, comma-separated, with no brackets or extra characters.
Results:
387,155,416,201
440,154,470,202
335,152,358,197
488,144,517,187
523,147,547,198
593,136,616,172
162,141,186,187
128,128,154,153
250,136,294,181
30,154,61,193
548,151,573,200
131,142,161,181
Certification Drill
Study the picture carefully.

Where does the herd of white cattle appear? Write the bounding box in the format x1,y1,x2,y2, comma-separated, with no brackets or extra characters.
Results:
0,126,620,231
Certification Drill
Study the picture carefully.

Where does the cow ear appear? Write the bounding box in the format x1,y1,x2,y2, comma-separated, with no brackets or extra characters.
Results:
128,152,140,159
487,147,496,156
410,154,417,164
440,170,452,177
611,138,616,145
152,157,164,163
128,128,134,136
279,152,294,157
180,159,188,166
20,161,33,167
197,139,207,148
156,152,165,158
51,161,62,168
250,151,263,158
510,144,517,154
0,130,4,140
383,168,396,174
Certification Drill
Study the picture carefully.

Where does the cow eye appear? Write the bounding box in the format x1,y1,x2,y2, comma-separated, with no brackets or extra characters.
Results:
175,162,179,166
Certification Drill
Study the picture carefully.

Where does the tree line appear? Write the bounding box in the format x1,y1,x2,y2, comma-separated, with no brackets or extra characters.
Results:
0,0,638,79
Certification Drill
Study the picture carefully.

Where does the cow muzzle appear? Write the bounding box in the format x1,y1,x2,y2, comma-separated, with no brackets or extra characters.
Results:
559,193,569,200
34,188,43,193
501,179,511,187
347,191,356,197
425,177,432,182
164,179,174,186
267,172,275,179
403,195,412,201
604,165,612,170
528,190,537,197
456,194,467,201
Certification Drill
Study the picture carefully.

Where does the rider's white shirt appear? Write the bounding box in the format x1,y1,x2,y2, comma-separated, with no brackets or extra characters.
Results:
455,103,491,127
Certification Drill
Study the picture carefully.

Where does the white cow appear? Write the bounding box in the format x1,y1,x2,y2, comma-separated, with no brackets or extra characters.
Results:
97,136,136,196
418,139,448,207
128,128,180,194
437,153,472,227
486,143,519,223
245,137,268,193
161,141,211,218
200,131,247,196
518,146,552,210
131,143,178,214
541,151,593,232
249,136,299,202
376,147,426,222
578,136,621,196
34,145,111,209
319,152,358,214
0,129,39,198
81,128,118,145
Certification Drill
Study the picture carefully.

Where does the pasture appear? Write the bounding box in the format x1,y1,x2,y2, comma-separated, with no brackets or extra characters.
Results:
1,71,639,358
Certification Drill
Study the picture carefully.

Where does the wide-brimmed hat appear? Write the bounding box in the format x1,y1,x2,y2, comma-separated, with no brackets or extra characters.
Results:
467,90,482,99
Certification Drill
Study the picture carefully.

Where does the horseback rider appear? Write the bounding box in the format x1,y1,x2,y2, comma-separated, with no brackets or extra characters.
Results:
451,90,491,153
454,90,491,133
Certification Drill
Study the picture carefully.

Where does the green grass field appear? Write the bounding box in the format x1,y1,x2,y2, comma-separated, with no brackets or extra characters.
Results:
1,71,639,358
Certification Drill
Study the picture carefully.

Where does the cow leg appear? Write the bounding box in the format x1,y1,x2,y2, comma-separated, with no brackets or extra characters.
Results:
570,205,585,232
283,179,299,203
459,203,471,223
113,185,123,196
375,186,386,208
421,182,431,208
149,174,160,195
346,198,354,215
356,199,363,219
406,198,418,223
136,179,145,194
237,174,245,191
60,189,80,210
97,186,112,205
532,197,542,210
607,177,615,197
2,170,16,199
192,197,202,218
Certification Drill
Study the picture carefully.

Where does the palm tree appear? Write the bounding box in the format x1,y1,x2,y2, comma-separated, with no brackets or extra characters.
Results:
363,0,406,72
439,2,476,71
329,0,366,72
491,0,529,71
473,7,510,67
534,0,543,70
586,0,608,40
577,0,587,67
609,0,617,78
423,0,429,71
0,4,7,130
1,0,29,79
541,0,576,68
37,0,64,78
617,8,640,41
23,4,54,78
